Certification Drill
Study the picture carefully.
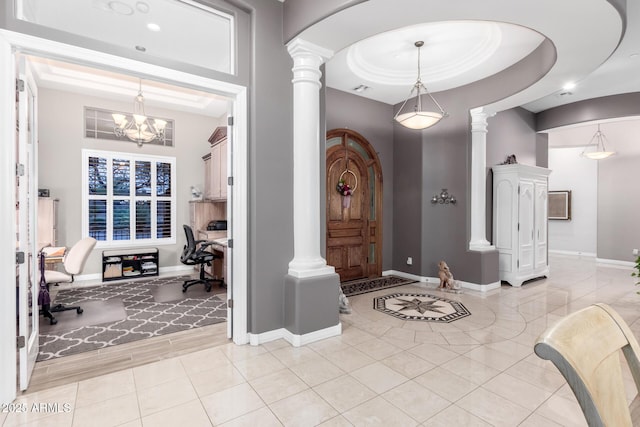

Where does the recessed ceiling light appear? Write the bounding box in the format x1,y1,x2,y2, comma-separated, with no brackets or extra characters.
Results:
147,23,161,32
135,45,147,52
353,84,369,93
108,1,134,15
136,1,150,13
562,82,576,91
630,53,640,59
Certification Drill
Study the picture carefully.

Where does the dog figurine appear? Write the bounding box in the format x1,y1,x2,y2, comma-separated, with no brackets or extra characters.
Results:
438,260,461,293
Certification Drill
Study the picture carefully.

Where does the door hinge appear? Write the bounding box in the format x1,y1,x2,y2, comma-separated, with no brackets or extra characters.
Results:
227,299,234,308
228,176,234,186
227,116,234,126
17,79,25,92
17,335,26,349
16,163,25,176
517,223,520,231
518,185,520,195
16,251,25,264
517,259,520,268
227,239,233,249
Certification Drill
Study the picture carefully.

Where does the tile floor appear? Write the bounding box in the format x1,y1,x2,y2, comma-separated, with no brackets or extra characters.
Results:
3,254,640,426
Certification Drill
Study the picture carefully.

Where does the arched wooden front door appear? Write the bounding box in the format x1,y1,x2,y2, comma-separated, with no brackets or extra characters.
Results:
326,129,383,281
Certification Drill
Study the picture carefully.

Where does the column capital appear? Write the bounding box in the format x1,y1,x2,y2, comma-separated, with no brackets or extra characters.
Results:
470,107,496,132
287,38,334,62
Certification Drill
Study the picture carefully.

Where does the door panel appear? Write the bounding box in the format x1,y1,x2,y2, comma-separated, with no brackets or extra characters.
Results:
518,181,534,274
327,150,367,281
17,57,39,391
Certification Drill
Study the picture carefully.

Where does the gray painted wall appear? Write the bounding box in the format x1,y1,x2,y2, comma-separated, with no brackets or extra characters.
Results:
245,0,295,334
597,153,640,261
536,93,640,131
282,0,367,43
487,108,538,167
38,88,221,275
325,87,394,271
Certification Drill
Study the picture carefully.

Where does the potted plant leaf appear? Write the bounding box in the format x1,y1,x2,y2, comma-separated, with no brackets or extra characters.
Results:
633,255,640,293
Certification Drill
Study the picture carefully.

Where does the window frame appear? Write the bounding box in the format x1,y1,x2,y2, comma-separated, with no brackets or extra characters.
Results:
82,149,177,248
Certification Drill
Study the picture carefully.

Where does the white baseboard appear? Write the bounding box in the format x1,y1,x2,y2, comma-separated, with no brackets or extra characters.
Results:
74,264,193,283
383,270,437,284
549,249,597,257
596,258,635,269
383,270,499,292
248,323,342,347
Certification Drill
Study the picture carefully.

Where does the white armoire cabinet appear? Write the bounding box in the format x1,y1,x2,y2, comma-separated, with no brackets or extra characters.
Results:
492,164,551,287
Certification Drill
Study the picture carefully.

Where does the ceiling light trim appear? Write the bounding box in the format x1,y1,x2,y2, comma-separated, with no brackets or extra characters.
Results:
345,21,503,88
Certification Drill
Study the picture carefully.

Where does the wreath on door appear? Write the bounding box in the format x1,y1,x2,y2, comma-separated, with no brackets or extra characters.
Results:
336,169,357,208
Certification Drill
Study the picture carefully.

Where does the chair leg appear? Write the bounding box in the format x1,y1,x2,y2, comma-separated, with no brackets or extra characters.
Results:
50,304,84,315
182,262,223,293
41,303,58,325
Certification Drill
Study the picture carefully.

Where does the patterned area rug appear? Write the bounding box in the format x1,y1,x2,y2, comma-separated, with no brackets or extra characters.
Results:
374,292,471,323
341,275,416,297
38,276,226,361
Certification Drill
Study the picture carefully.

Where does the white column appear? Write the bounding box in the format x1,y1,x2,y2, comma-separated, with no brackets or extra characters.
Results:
287,38,335,278
469,107,496,251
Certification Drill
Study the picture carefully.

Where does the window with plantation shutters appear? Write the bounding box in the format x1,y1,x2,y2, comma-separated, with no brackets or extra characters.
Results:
82,150,176,247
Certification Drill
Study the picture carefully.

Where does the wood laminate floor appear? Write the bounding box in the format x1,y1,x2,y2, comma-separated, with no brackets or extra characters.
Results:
25,322,229,394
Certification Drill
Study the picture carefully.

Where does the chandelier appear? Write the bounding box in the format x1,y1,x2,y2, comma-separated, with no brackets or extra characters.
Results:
581,124,615,160
394,41,447,130
112,80,167,147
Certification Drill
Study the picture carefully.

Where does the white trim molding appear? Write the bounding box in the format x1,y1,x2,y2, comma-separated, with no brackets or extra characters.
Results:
384,270,500,292
248,323,342,347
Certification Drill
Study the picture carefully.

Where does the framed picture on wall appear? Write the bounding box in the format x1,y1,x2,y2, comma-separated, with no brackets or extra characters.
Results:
549,190,571,220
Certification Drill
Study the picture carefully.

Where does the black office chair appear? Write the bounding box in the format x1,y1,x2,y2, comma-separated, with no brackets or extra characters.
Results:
180,225,224,292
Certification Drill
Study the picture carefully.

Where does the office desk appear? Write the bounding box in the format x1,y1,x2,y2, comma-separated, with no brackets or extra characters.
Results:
41,246,66,270
197,230,227,283
210,238,227,285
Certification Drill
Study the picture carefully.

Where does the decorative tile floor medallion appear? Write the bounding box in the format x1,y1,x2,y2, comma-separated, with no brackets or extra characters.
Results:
373,292,471,323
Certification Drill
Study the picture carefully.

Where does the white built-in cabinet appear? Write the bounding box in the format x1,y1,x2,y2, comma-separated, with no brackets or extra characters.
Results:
492,164,551,287
203,126,227,201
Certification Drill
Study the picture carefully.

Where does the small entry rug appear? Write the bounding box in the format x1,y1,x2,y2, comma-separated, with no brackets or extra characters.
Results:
374,292,471,323
38,276,226,361
341,275,416,297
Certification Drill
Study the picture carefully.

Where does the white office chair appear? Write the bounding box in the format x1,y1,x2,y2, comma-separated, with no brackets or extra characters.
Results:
42,237,96,324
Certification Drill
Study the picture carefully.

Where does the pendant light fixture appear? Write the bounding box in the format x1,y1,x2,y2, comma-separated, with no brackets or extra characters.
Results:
394,41,447,130
581,124,616,160
112,80,167,147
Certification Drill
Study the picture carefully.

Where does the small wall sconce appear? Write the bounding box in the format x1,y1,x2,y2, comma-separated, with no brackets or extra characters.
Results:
431,188,456,205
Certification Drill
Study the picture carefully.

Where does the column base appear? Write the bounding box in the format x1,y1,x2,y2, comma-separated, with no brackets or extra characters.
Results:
284,273,340,338
288,257,335,278
469,239,495,252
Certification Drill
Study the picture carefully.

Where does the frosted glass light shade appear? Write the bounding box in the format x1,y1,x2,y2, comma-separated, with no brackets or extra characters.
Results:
394,111,444,130
583,150,615,160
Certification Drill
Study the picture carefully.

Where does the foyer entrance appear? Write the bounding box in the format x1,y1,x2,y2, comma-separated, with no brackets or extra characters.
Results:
326,129,383,281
